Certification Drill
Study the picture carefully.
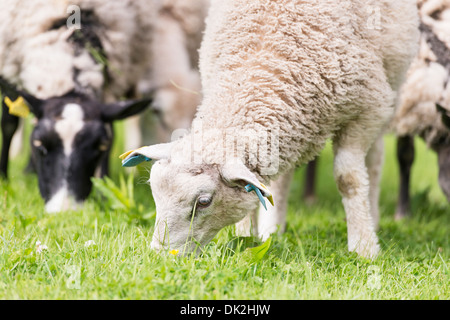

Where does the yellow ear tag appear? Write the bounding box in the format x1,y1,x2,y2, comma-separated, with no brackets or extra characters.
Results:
260,183,275,206
119,149,134,160
5,96,30,118
119,147,152,167
119,146,149,160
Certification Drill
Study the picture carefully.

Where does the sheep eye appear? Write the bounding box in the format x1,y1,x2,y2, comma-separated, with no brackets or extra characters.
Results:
197,195,212,209
33,140,48,156
99,143,109,152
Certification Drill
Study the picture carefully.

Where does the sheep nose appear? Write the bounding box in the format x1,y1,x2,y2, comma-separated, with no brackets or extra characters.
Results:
45,187,80,213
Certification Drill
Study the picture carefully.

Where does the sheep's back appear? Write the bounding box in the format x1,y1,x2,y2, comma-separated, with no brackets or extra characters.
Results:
198,0,419,173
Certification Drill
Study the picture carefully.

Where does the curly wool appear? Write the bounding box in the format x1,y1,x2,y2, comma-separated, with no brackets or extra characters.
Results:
193,0,419,178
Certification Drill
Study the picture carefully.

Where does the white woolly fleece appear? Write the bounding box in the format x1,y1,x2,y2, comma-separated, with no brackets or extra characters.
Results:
195,0,419,178
148,0,210,136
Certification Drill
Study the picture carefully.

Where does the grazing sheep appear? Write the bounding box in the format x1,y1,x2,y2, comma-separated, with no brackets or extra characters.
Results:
122,0,210,153
151,0,210,135
121,0,419,258
0,0,157,212
391,0,450,219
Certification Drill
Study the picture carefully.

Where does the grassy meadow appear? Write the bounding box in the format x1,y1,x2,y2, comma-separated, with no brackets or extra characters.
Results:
0,119,448,300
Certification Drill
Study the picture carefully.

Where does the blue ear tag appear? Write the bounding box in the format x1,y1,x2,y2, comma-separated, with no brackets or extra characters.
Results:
245,184,267,210
122,155,151,167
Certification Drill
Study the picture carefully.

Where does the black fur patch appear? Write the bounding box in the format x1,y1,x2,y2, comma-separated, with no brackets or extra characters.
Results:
47,9,110,96
69,10,103,53
420,22,450,74
68,9,110,93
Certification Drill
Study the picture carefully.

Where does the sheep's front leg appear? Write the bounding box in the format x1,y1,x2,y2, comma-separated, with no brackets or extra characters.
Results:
234,208,258,237
123,116,142,155
258,169,294,241
334,145,380,259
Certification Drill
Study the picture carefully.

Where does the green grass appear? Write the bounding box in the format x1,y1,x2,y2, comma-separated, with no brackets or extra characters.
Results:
0,120,448,300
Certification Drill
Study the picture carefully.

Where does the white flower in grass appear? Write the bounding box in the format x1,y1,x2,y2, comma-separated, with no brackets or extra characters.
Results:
35,240,48,253
84,240,96,248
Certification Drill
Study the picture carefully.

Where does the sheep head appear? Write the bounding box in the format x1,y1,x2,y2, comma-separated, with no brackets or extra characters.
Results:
121,141,274,254
1,77,151,212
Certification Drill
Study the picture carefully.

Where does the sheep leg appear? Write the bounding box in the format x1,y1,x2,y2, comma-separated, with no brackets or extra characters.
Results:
1,102,19,178
9,120,23,159
303,158,318,204
394,135,415,220
24,157,36,174
234,209,258,237
124,116,142,154
365,135,384,230
333,119,386,259
99,151,110,178
258,169,294,241
100,123,115,178
437,145,450,201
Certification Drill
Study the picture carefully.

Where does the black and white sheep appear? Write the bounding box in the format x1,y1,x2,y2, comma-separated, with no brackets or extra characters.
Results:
391,0,450,218
0,0,158,212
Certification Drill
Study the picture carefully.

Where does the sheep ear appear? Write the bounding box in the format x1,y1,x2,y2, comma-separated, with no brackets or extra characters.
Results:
0,77,44,118
101,98,152,122
18,92,45,118
119,142,173,167
221,159,274,210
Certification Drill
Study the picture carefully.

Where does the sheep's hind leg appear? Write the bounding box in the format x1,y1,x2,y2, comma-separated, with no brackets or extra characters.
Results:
303,159,318,204
366,134,385,230
395,135,415,220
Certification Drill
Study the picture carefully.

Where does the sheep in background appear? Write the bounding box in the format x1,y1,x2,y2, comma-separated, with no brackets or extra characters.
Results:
121,0,420,258
301,0,450,223
151,0,210,134
0,0,158,212
392,0,450,219
126,0,210,150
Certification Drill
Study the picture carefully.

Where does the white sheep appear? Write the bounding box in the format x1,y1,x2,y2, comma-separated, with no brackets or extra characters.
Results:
391,0,450,218
0,0,158,211
121,0,420,259
126,0,210,150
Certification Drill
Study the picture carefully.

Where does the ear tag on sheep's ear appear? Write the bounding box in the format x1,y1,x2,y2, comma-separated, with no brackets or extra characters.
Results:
121,155,152,167
4,96,30,118
119,148,152,167
260,183,274,206
245,183,274,211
